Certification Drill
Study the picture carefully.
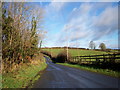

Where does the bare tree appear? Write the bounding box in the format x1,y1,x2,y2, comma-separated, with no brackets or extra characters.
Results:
89,41,96,49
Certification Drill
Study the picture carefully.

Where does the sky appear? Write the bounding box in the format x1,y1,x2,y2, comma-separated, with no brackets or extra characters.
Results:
4,0,118,49
37,1,118,49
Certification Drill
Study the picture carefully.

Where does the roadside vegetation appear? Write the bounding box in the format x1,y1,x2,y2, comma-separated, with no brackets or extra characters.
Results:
2,55,47,88
57,63,119,78
1,2,47,88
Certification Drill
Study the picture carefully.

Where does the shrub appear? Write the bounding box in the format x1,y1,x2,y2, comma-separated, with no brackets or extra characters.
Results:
99,43,106,51
51,56,57,63
56,50,71,63
40,50,52,58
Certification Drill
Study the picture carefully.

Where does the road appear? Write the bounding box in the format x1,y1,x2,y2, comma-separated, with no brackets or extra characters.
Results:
33,56,119,88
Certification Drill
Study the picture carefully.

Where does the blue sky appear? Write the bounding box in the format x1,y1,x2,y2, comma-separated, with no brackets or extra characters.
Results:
31,2,118,49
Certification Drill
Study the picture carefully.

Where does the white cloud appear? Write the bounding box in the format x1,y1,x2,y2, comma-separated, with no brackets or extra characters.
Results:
80,3,92,14
56,2,118,49
108,44,118,49
94,7,118,27
92,6,118,40
45,2,66,13
58,3,93,43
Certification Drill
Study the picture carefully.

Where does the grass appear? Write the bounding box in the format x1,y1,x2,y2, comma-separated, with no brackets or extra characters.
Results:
42,48,120,62
57,63,120,78
42,48,108,57
2,56,47,88
0,74,2,89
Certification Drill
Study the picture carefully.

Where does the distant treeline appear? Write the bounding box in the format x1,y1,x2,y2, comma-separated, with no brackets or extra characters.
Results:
41,47,87,49
41,47,119,51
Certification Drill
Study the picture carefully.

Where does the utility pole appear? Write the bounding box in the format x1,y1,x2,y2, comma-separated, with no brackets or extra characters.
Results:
50,47,52,57
67,39,68,61
66,25,69,61
76,40,78,56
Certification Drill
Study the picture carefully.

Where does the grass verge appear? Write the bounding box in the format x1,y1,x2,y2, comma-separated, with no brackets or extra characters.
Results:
57,63,120,78
2,56,47,88
0,74,2,89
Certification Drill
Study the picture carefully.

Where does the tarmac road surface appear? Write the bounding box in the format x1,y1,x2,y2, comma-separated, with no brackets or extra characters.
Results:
33,56,119,88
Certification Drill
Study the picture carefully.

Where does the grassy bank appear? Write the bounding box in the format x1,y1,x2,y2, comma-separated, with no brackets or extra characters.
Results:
2,55,47,88
57,63,119,78
0,74,2,89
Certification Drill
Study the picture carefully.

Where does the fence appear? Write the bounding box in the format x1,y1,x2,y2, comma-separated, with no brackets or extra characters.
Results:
69,53,120,65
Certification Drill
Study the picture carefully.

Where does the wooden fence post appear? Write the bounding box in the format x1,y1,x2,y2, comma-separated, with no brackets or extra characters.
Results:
89,55,91,64
113,53,116,63
103,54,106,62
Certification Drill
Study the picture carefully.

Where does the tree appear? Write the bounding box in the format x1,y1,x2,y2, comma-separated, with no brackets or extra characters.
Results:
2,2,46,71
99,43,106,50
89,41,96,49
29,17,39,58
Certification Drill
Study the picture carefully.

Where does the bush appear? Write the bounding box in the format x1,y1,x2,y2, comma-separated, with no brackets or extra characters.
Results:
56,50,71,63
40,50,52,58
51,56,57,63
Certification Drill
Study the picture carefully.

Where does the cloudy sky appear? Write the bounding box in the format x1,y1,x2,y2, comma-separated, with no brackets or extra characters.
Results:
32,1,119,49
3,0,119,49
40,2,118,48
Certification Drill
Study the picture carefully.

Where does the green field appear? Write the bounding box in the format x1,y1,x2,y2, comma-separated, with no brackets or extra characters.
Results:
42,48,109,57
